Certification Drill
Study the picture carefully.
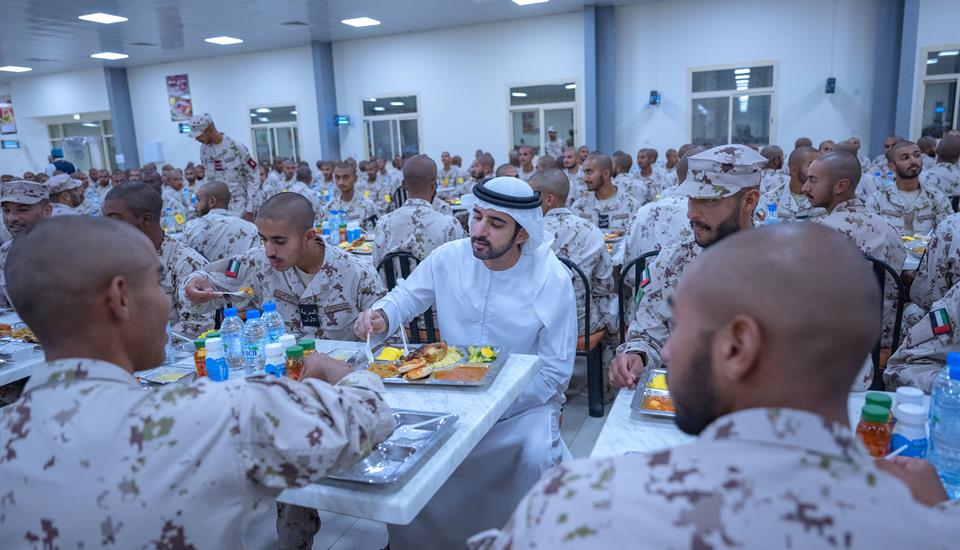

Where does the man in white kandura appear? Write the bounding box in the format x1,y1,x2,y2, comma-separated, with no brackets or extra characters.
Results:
354,177,577,550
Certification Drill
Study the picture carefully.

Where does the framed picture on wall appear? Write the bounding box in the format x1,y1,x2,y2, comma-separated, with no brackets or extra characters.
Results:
166,74,193,122
522,111,538,134
0,95,17,135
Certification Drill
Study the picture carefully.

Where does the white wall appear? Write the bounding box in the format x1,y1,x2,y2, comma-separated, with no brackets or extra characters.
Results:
615,0,878,156
127,46,322,169
332,11,585,163
0,69,109,174
909,0,960,137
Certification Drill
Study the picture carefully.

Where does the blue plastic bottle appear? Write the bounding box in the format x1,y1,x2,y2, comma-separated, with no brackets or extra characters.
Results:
220,307,245,372
204,337,230,381
766,204,779,224
242,310,267,373
262,302,285,343
929,352,960,498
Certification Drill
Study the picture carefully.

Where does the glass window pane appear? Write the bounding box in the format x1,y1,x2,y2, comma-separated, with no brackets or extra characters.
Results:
48,125,62,139
921,81,957,137
510,83,575,106
102,119,113,135
544,108,575,148
693,66,773,93
691,97,729,146
60,137,93,172
292,127,300,161
398,118,420,157
253,128,271,165
63,122,102,138
368,119,395,159
105,137,117,171
731,94,771,146
512,110,541,153
363,96,417,117
275,128,295,160
250,106,298,125
926,50,960,76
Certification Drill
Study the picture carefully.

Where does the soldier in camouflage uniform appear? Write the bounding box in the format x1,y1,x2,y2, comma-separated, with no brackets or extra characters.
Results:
561,148,585,206
160,171,190,228
470,223,957,550
611,151,648,205
0,180,51,308
865,141,952,235
182,182,261,262
103,183,212,336
611,145,765,389
327,162,379,232
912,213,960,313
886,280,960,393
759,146,826,221
920,135,960,197
570,153,641,235
758,144,788,194
372,155,465,267
46,174,82,216
184,193,386,341
0,216,396,549
191,113,259,219
531,169,616,334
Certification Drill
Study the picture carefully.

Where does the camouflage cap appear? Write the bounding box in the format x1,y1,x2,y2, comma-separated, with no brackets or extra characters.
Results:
189,113,213,138
675,144,767,199
1,179,49,205
47,173,83,195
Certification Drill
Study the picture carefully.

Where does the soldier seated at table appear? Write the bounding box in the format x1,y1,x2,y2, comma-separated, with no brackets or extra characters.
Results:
0,215,395,548
181,182,260,262
470,223,956,550
886,279,960,393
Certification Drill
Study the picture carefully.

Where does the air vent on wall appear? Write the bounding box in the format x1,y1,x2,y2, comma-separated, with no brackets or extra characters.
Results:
282,21,309,26
129,42,157,47
26,57,56,62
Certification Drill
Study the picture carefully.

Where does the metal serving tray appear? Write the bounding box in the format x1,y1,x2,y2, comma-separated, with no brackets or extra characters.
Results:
363,344,506,387
326,409,458,485
630,368,676,418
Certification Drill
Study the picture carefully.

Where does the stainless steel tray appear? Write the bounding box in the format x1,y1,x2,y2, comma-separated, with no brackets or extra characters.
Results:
630,368,676,418
362,344,506,387
326,409,458,485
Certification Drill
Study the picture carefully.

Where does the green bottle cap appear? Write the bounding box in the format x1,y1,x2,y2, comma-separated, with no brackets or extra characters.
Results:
194,338,206,349
285,345,304,358
865,392,892,410
207,331,220,339
861,404,889,423
298,338,316,351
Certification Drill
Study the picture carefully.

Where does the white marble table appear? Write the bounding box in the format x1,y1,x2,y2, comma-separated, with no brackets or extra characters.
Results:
0,311,44,386
278,340,540,525
591,388,927,459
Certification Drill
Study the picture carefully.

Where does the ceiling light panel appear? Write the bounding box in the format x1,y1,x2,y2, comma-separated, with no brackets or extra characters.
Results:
78,13,127,24
342,17,380,27
90,52,128,60
205,36,243,45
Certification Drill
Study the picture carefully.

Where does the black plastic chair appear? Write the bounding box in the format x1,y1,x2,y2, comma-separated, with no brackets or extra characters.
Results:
867,255,906,391
375,251,438,344
617,251,660,344
558,257,606,418
951,195,959,213
392,187,407,209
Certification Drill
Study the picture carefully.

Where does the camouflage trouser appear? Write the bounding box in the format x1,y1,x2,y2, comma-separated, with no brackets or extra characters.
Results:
0,379,26,407
276,502,320,550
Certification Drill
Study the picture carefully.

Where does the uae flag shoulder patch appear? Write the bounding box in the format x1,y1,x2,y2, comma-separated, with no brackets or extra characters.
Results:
635,266,652,306
930,308,952,336
225,259,241,279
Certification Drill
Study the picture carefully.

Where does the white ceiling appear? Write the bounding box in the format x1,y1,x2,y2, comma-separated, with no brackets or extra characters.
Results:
0,0,645,81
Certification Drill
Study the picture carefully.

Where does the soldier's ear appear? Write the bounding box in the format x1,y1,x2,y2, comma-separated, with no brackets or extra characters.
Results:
714,314,762,383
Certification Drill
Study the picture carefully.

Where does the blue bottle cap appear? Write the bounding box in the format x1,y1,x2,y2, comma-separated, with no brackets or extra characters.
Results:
767,203,776,211
949,352,960,379
246,310,261,320
263,302,277,313
224,307,238,317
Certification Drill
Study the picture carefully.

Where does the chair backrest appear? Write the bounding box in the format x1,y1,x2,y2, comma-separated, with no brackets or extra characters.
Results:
618,250,660,343
866,255,906,391
392,187,407,209
951,195,960,214
557,257,594,352
375,250,438,343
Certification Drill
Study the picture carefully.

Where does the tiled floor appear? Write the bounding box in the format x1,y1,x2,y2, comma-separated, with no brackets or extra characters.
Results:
313,357,610,550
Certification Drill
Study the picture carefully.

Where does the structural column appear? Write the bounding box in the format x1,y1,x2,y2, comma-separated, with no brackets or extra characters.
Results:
102,67,140,169
311,41,341,160
895,0,920,139
583,5,616,153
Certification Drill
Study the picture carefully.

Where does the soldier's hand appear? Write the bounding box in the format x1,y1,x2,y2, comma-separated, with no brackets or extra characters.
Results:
609,352,644,389
184,277,217,304
875,456,949,507
300,353,353,384
354,309,388,339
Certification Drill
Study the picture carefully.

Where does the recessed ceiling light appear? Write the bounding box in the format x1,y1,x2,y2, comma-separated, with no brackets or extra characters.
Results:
255,108,272,113
258,117,269,122
290,110,297,115
564,83,576,90
342,17,380,27
78,13,127,24
511,92,528,97
0,66,32,73
73,114,81,120
373,106,386,112
734,74,750,80
939,50,960,57
205,36,243,46
365,97,378,102
250,113,257,117
927,58,939,65
734,68,751,75
512,0,550,5
81,122,100,128
389,101,404,106
90,52,128,60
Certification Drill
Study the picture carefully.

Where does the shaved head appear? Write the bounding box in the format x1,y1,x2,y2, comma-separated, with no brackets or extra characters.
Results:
676,145,709,184
887,140,916,162
535,155,558,171
585,153,612,174
760,145,783,170
529,168,569,204
479,153,495,174
104,182,162,219
936,135,960,164
403,154,438,193
664,223,879,434
794,137,813,148
258,192,314,233
495,164,519,178
788,146,820,170
199,181,231,207
295,165,312,183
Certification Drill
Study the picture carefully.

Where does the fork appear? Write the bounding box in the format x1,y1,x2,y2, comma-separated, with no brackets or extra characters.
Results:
211,290,249,298
364,331,375,365
397,324,410,356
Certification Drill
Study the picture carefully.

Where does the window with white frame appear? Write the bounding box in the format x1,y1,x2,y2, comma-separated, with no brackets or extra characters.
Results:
918,47,960,138
48,119,115,172
250,105,300,165
690,63,775,147
509,83,576,155
363,95,420,160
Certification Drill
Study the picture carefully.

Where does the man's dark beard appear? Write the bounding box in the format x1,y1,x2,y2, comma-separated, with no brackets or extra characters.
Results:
471,226,521,261
673,332,719,435
895,164,921,179
694,204,742,248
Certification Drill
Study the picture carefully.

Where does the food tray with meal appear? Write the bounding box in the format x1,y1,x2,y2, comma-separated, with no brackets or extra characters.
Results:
901,234,930,259
630,368,676,418
364,341,506,386
326,409,458,485
339,238,374,255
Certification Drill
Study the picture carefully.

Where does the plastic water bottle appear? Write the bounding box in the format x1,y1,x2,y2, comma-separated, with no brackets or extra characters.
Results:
242,310,267,373
163,322,176,366
322,220,331,243
220,307,245,372
264,343,286,378
262,302,285,343
928,352,960,498
766,204,779,224
161,207,172,233
205,337,230,381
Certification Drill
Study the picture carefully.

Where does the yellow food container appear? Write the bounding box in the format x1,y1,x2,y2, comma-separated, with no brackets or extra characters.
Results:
377,347,403,361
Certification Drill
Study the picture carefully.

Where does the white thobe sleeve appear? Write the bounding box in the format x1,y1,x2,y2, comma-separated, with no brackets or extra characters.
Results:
371,252,439,344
